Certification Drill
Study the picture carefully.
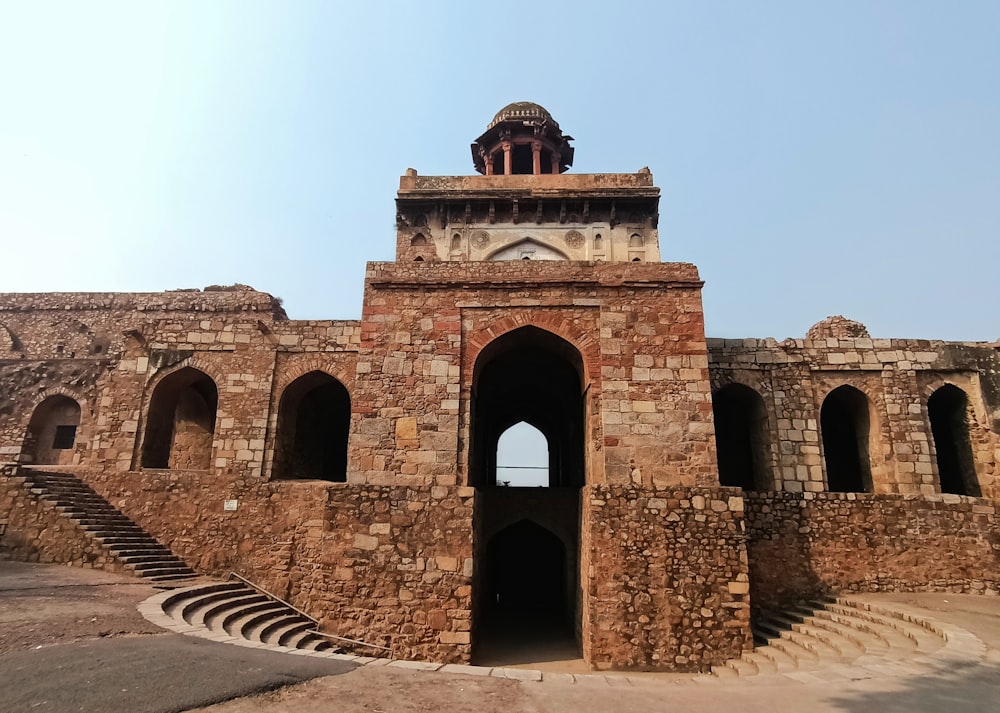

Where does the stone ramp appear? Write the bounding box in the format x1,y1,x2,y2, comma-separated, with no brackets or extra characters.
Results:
14,468,197,583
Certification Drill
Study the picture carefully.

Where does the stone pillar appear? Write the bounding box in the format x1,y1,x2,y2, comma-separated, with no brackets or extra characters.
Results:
551,152,561,174
502,142,512,176
484,150,494,176
532,141,541,175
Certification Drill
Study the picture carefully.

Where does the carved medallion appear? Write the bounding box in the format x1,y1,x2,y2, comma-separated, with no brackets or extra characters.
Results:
471,230,491,249
565,230,585,248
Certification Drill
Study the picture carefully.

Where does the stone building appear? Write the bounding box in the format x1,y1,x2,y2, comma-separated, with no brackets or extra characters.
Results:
2,103,999,672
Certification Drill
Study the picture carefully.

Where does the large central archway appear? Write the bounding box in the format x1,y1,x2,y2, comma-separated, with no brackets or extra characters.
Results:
469,325,586,666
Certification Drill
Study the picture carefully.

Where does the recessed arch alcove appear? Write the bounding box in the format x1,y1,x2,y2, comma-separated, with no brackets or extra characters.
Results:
141,367,218,470
712,383,772,491
469,325,585,665
928,384,980,497
273,370,351,482
24,395,81,465
820,385,873,493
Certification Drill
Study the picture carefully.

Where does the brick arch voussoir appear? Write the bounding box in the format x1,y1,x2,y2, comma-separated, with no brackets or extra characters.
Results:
465,312,600,382
275,359,354,396
145,356,223,395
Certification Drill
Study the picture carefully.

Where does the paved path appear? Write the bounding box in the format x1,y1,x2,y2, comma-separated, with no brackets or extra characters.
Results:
0,635,356,713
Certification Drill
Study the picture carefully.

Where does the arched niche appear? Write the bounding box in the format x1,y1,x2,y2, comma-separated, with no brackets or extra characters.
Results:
712,384,772,491
820,385,873,492
24,395,81,465
928,384,980,497
273,371,351,482
142,367,218,470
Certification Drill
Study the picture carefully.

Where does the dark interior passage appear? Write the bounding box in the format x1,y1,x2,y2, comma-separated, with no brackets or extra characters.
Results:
928,385,980,497
142,367,218,470
821,385,872,492
487,519,566,614
470,326,585,665
713,383,771,490
273,371,350,482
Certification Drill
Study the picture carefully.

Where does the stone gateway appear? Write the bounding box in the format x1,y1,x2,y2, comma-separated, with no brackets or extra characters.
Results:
2,103,998,672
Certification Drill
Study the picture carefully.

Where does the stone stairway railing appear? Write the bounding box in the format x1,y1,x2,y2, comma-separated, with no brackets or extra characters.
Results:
145,577,348,654
16,468,197,583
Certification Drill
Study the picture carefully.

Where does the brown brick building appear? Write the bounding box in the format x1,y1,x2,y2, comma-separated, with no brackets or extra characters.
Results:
2,103,998,671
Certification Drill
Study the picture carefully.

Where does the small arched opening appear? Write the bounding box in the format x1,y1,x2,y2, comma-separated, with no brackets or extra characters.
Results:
142,367,218,470
928,385,980,497
24,395,81,465
712,384,772,491
496,422,549,487
273,371,351,482
410,233,427,247
820,385,873,492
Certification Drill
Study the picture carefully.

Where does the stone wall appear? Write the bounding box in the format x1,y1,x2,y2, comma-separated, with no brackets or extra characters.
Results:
69,465,474,662
585,485,750,672
709,335,1000,499
746,491,1000,609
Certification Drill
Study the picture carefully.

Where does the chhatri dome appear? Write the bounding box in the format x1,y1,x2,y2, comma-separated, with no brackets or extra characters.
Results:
471,101,575,176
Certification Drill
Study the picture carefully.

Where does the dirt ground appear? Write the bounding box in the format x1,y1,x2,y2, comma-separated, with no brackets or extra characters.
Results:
0,560,162,655
3,561,1000,713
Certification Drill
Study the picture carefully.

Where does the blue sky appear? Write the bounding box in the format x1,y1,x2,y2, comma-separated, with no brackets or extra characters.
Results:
2,1,998,342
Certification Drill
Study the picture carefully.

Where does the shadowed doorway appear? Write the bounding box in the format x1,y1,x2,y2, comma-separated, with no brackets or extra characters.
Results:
469,326,585,666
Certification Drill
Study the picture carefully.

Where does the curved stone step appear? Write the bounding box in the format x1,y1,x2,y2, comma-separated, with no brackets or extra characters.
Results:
716,596,963,680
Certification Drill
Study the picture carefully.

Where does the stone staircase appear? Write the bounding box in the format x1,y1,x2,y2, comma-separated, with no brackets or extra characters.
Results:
148,579,350,654
21,469,197,583
713,596,951,679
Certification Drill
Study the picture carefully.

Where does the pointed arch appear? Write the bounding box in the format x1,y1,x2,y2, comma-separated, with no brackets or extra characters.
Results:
820,385,873,492
142,367,218,469
24,395,82,465
273,370,351,482
928,384,980,496
712,383,773,491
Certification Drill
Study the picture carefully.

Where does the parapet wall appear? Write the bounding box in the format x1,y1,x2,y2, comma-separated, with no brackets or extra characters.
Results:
746,491,1000,609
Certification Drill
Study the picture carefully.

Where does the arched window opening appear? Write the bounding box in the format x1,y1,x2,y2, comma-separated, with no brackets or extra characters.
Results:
713,384,772,491
414,256,425,262
410,233,427,247
496,422,549,487
273,371,350,482
25,395,81,465
628,233,644,248
928,385,980,497
821,385,873,492
451,233,462,251
631,257,641,262
593,234,603,250
142,367,218,470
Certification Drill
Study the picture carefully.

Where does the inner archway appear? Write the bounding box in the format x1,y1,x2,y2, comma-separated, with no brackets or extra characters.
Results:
470,325,585,665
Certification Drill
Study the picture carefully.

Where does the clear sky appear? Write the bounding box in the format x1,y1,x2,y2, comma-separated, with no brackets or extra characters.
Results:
2,1,998,342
